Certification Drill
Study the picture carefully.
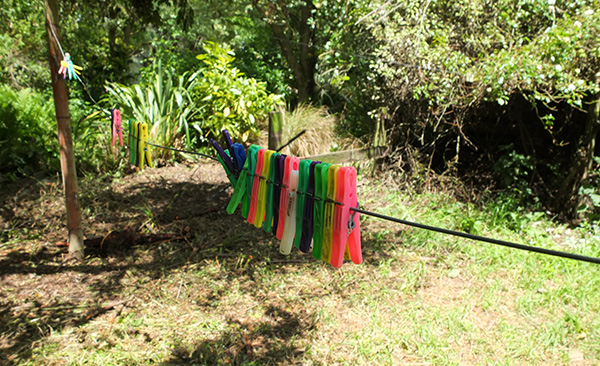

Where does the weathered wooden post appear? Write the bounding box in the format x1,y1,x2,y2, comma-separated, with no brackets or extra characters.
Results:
268,110,284,151
45,0,84,260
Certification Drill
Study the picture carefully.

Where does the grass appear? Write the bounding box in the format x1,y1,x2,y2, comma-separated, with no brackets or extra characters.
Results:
280,104,337,157
1,164,600,365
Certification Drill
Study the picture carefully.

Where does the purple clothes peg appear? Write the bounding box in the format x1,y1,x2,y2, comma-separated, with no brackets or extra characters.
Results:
210,138,236,174
221,130,237,172
272,154,287,234
222,130,234,149
299,160,320,253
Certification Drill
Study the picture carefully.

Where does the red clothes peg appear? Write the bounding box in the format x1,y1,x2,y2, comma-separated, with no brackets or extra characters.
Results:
247,148,265,225
330,166,362,268
111,109,123,147
276,156,300,240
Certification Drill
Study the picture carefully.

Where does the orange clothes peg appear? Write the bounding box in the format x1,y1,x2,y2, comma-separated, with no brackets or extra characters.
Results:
247,148,265,225
330,166,362,268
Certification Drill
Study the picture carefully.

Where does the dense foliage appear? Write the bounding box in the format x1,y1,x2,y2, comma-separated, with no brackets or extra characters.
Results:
1,0,600,219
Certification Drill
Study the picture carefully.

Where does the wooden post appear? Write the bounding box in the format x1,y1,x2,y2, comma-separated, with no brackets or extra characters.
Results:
45,0,84,260
268,111,284,150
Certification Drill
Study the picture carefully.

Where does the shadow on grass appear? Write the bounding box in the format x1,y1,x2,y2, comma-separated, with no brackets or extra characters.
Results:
161,306,309,366
0,166,392,365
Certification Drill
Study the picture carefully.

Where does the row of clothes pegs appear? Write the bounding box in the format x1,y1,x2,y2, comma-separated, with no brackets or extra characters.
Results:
212,131,362,268
111,108,153,170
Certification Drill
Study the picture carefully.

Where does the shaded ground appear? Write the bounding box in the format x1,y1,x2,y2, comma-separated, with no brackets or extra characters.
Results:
1,161,599,365
0,161,276,364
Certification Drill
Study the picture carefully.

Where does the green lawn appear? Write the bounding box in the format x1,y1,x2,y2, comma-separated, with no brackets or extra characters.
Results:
2,165,599,365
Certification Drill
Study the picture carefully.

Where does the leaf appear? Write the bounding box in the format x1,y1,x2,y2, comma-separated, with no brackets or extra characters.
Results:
223,106,230,117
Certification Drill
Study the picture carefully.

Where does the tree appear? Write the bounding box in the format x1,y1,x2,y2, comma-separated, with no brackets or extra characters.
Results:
45,0,84,260
249,0,373,105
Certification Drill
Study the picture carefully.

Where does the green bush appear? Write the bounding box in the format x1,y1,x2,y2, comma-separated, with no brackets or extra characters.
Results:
104,65,199,160
0,85,59,179
191,42,282,143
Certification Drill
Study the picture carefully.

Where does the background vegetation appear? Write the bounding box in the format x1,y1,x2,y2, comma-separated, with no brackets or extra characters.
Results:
2,1,600,364
1,0,600,217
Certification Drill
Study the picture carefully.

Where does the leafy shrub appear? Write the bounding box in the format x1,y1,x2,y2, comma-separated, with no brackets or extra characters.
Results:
104,65,199,160
0,85,59,179
191,42,282,143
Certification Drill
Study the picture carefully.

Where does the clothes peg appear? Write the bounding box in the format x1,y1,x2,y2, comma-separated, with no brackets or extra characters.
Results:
210,138,236,177
272,154,286,235
293,159,312,249
254,149,274,228
312,162,331,260
280,161,300,255
137,122,153,169
222,129,234,149
263,152,279,233
330,166,362,268
322,165,341,263
58,53,82,80
226,155,249,215
232,143,247,172
299,161,320,253
276,156,299,240
248,148,265,224
128,120,138,166
111,109,123,147
242,145,260,219
217,153,237,186
221,130,240,176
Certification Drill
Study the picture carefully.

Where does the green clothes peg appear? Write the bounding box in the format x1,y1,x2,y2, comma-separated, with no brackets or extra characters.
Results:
242,145,260,219
263,152,279,233
226,156,248,215
299,161,320,253
322,164,340,263
254,149,273,228
312,162,331,260
128,120,137,166
217,152,237,186
293,159,312,249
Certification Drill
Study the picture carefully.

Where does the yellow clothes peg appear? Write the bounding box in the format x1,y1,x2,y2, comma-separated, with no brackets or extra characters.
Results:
254,150,274,228
137,122,153,170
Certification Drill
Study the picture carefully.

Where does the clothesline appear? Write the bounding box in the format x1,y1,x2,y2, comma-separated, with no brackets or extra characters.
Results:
350,207,600,265
232,159,600,265
48,17,600,267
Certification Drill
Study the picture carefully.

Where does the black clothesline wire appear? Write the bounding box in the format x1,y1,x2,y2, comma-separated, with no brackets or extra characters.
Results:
349,207,600,265
276,130,306,152
241,167,600,265
122,128,219,161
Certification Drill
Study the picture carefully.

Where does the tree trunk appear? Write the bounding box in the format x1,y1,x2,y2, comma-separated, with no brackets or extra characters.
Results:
256,0,318,103
45,0,85,260
558,84,600,217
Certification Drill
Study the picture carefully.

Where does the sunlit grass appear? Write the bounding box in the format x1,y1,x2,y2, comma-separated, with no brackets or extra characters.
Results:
10,168,600,365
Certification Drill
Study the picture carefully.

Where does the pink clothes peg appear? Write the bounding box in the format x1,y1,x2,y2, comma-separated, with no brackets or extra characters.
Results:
276,156,300,240
247,148,265,225
111,109,123,147
330,166,362,268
